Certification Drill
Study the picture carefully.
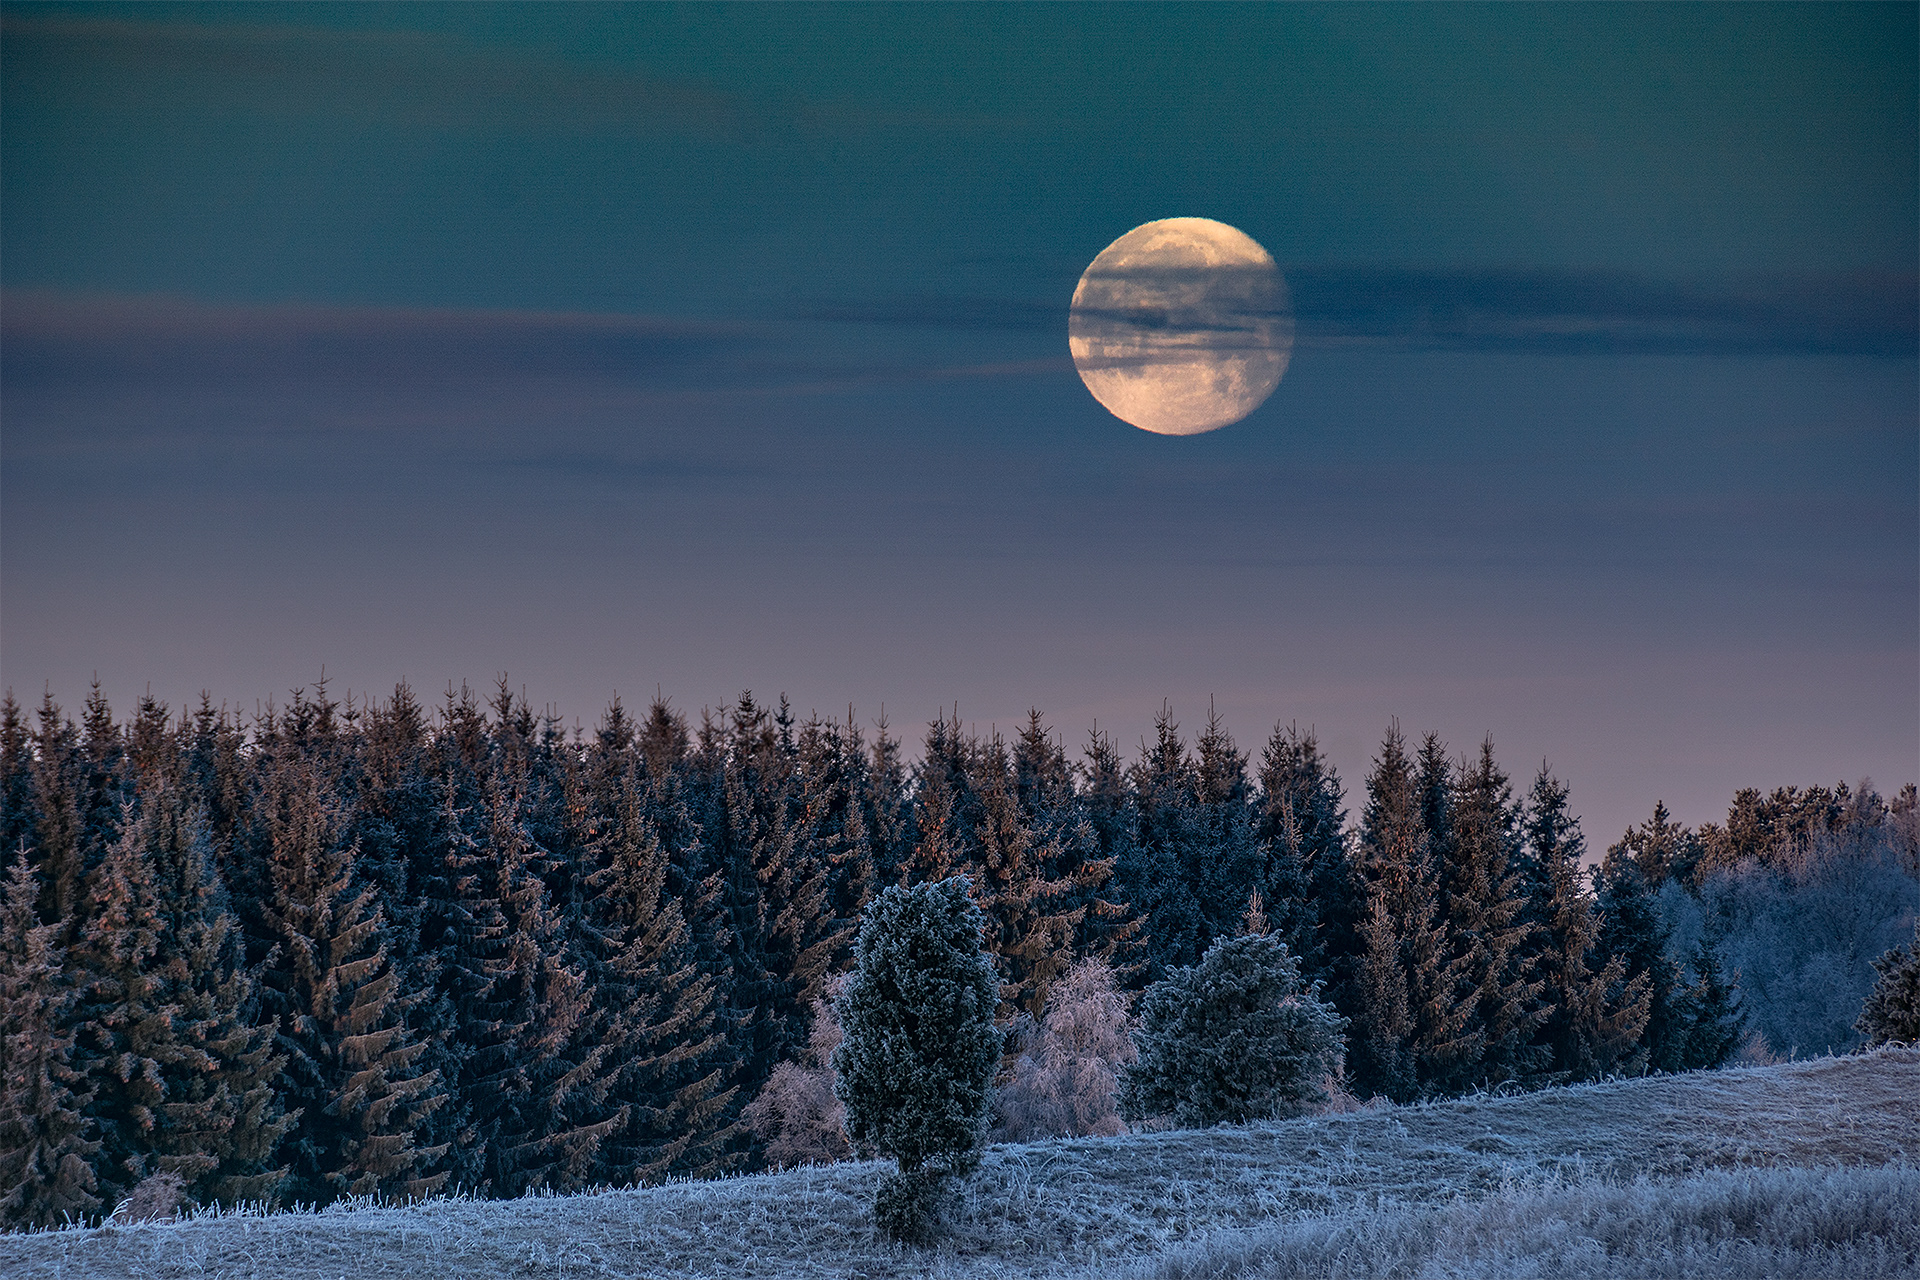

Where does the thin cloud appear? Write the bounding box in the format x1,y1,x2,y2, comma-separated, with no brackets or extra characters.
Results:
805,269,1918,358
0,13,992,139
0,292,752,387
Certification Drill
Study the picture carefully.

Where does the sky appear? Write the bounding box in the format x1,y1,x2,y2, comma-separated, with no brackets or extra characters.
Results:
2,2,1915,849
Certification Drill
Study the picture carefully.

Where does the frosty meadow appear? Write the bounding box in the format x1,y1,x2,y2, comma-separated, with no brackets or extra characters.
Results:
3,1049,1916,1279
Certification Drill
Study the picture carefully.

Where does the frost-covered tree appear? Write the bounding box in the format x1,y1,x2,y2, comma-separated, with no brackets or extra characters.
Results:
1120,932,1343,1128
0,850,101,1229
1668,823,1917,1059
254,762,447,1205
1856,918,1920,1046
832,877,999,1244
995,957,1133,1141
73,787,288,1208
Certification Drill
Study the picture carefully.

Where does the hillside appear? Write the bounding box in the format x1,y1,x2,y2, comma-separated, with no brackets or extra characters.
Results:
6,1048,1917,1280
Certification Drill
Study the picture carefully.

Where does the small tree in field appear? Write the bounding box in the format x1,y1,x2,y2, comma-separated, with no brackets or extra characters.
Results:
1856,918,1920,1046
995,957,1134,1141
1121,933,1345,1129
832,877,999,1244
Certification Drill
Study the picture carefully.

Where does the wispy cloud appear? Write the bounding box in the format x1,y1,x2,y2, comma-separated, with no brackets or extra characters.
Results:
805,269,1918,358
0,13,992,138
0,293,751,388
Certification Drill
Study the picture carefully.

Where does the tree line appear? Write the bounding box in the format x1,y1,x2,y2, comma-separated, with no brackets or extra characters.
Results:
1,679,1913,1229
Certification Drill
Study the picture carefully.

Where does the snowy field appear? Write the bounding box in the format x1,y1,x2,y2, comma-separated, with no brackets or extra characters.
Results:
5,1047,1916,1280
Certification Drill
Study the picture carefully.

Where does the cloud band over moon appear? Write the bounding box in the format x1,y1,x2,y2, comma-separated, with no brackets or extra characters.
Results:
808,268,1918,359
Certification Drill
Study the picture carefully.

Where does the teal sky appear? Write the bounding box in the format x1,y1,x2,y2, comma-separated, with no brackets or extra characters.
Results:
3,2,1915,845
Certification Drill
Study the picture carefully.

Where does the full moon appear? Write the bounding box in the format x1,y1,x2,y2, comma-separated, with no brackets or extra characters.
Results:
1068,218,1292,435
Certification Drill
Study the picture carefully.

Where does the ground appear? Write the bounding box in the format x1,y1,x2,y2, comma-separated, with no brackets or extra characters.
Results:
5,1047,1916,1279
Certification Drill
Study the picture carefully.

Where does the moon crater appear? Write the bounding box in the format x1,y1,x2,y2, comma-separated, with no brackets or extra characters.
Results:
1068,217,1293,436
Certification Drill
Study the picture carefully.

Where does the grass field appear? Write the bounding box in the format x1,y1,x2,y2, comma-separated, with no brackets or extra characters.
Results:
5,1047,1916,1280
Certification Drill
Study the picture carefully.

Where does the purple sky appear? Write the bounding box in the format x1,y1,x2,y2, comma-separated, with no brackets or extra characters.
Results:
3,4,1915,846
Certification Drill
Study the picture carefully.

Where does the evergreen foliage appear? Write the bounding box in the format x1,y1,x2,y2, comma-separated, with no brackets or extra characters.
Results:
0,851,100,1229
1,679,1910,1225
1522,767,1648,1081
254,761,448,1205
1595,842,1685,1073
832,877,999,1243
1442,740,1545,1089
1348,725,1472,1102
1856,918,1920,1046
1119,933,1344,1128
73,787,289,1207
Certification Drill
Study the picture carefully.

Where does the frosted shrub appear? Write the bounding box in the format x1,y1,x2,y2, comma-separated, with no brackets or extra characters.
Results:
742,983,850,1168
995,958,1135,1141
832,877,999,1244
1121,933,1345,1129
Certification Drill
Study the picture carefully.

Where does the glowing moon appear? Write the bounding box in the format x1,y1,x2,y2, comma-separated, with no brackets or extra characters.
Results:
1069,218,1292,435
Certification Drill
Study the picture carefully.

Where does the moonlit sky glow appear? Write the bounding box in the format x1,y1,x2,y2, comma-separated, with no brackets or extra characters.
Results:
2,3,1915,847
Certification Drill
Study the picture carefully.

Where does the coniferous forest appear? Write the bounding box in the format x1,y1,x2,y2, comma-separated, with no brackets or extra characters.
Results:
1,679,1915,1230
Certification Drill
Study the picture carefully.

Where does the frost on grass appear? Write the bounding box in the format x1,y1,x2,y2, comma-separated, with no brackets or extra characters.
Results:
1,1048,1914,1280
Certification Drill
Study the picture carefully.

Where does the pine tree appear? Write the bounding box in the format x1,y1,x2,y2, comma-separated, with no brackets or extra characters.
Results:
0,849,102,1229
255,761,447,1205
586,775,735,1185
1596,837,1685,1074
833,877,999,1244
1522,766,1648,1081
1123,709,1211,977
1442,739,1544,1089
73,788,291,1208
1014,711,1133,968
1348,724,1473,1102
1120,933,1344,1128
1254,723,1351,1000
1681,943,1744,1069
1855,918,1920,1047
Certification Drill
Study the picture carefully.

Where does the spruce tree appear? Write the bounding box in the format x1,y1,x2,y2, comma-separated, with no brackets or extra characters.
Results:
27,694,87,943
483,757,603,1195
1123,709,1211,977
1348,724,1473,1102
1442,739,1544,1089
255,762,447,1205
73,789,290,1208
1596,838,1685,1074
1855,918,1920,1047
1120,933,1344,1129
1254,723,1351,1001
698,694,841,1112
1014,712,1134,969
586,775,735,1184
0,850,101,1229
832,877,999,1244
965,731,1087,1022
1681,943,1744,1069
0,694,36,865
1522,766,1648,1081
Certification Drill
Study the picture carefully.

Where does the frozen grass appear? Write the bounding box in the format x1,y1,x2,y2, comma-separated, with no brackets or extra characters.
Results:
1133,1163,1920,1280
3,1047,1915,1280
